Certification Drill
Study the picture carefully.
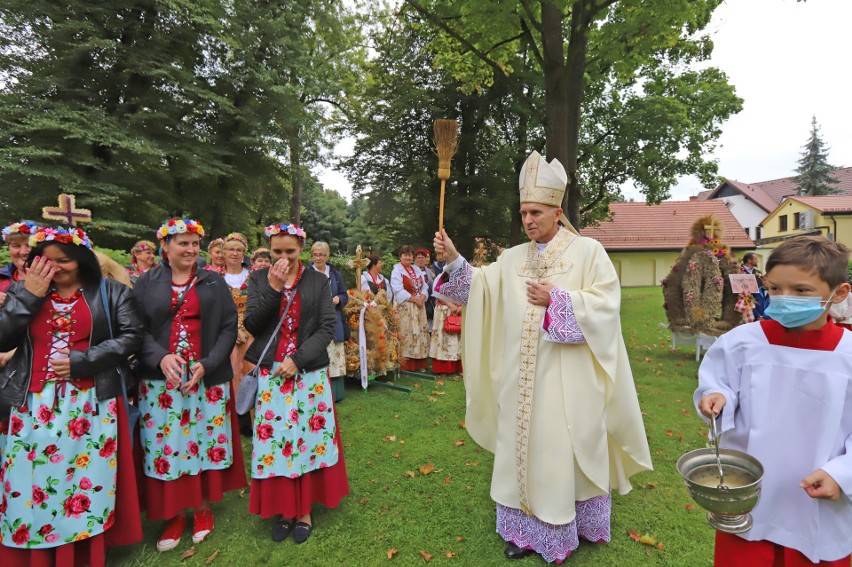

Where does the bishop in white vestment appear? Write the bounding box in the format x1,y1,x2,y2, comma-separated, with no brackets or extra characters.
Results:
434,151,652,563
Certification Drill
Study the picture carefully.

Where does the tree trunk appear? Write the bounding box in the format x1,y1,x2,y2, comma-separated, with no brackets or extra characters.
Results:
564,0,589,229
540,1,569,205
289,134,303,224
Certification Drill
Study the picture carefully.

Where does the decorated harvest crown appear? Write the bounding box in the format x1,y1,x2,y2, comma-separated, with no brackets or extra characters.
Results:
157,218,205,241
264,223,307,243
29,226,93,249
223,232,248,249
2,221,40,242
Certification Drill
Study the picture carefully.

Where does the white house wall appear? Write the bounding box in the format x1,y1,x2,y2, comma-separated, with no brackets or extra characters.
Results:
715,195,767,240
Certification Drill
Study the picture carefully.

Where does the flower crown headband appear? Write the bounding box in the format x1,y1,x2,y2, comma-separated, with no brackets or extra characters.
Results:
133,240,156,253
157,218,205,241
29,226,93,249
264,223,307,243
2,221,40,243
223,232,248,249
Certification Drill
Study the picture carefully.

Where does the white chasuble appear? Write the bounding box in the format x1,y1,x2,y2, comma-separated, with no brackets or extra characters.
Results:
459,228,652,525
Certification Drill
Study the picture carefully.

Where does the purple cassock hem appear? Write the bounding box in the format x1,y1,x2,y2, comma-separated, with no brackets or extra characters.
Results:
496,495,611,564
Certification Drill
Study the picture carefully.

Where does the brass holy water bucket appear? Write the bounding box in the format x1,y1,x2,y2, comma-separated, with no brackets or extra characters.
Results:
677,447,764,534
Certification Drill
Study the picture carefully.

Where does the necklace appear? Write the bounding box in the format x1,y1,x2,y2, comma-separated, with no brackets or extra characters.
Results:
369,271,384,289
12,269,20,282
283,262,305,291
403,264,423,294
49,289,83,304
172,263,197,287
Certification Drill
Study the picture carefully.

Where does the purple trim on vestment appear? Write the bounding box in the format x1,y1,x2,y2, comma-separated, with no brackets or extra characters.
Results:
434,259,472,305
496,495,611,564
542,287,585,343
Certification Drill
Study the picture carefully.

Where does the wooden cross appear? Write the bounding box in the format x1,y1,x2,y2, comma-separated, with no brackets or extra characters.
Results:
346,245,370,290
703,220,722,239
42,194,92,226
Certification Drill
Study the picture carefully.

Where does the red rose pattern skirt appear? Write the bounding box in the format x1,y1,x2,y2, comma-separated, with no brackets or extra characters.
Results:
137,379,246,520
0,388,141,566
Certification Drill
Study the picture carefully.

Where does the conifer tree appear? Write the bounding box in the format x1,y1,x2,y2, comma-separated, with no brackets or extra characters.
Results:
796,116,839,196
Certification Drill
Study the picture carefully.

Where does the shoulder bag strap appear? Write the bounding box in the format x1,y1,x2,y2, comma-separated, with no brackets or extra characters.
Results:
253,290,297,372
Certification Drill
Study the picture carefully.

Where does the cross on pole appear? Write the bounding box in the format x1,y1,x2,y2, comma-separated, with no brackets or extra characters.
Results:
703,220,722,239
42,194,92,226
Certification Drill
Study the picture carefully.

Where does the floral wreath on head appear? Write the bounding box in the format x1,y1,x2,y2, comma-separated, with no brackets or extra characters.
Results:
157,218,205,241
264,223,307,244
132,240,156,254
2,221,40,243
29,226,93,249
223,232,248,250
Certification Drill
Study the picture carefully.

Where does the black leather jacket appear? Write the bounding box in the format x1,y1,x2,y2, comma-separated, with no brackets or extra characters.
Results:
132,263,238,386
0,279,143,407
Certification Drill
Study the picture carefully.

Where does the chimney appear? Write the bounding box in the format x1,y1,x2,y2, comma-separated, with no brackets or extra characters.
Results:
689,196,697,202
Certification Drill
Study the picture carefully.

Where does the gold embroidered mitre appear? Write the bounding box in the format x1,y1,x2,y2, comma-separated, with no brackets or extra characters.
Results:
518,151,578,234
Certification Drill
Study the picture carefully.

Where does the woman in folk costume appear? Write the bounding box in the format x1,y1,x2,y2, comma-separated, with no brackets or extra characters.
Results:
205,238,225,273
0,226,144,567
428,293,462,375
360,254,393,301
0,222,39,369
132,219,245,552
243,224,349,543
221,232,253,436
251,248,272,271
390,245,430,371
308,241,349,386
126,240,157,285
433,151,652,563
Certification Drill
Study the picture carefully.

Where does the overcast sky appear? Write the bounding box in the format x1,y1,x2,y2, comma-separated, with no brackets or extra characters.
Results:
318,0,852,202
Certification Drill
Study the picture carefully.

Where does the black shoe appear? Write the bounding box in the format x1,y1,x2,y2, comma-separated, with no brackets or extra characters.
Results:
271,517,294,542
293,521,313,544
504,542,534,560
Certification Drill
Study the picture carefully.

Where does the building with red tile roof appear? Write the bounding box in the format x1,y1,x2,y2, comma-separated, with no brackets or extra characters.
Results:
580,201,754,286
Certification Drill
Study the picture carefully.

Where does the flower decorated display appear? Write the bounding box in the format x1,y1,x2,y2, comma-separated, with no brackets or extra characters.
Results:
343,288,401,378
661,214,742,335
2,221,39,242
156,219,205,241
29,226,93,249
264,223,307,243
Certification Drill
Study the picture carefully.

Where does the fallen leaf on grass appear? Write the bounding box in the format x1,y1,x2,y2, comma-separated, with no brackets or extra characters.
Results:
385,435,397,442
627,530,665,550
679,431,683,442
359,497,370,504
431,390,446,396
465,461,479,467
665,430,673,436
399,440,406,444
404,470,416,478
386,549,399,559
180,547,196,561
393,453,401,459
459,421,466,429
428,396,438,402
627,530,640,542
453,440,465,447
444,476,452,484
456,536,464,542
685,504,695,511
446,551,457,558
419,463,435,475
419,550,432,562
453,376,461,382
205,550,220,564
238,488,246,498
436,380,445,386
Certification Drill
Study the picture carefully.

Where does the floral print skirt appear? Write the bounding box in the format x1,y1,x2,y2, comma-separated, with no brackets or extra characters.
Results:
0,384,124,549
251,365,339,479
326,341,346,378
138,378,234,481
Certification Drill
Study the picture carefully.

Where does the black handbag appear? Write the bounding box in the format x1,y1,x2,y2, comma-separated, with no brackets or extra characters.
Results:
100,280,141,446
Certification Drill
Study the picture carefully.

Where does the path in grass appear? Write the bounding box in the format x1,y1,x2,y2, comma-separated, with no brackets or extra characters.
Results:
109,286,715,566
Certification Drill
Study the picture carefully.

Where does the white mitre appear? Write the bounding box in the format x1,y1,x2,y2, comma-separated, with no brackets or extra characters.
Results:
518,150,578,234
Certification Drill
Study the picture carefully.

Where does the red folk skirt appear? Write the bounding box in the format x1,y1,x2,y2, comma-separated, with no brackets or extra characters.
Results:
0,399,142,567
431,359,462,374
715,531,851,567
249,406,349,519
137,389,247,521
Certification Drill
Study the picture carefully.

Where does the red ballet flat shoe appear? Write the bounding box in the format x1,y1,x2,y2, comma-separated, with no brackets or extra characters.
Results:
192,508,214,544
157,514,187,552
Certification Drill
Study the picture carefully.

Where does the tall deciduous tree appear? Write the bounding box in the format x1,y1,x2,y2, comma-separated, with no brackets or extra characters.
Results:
402,0,741,227
795,116,839,196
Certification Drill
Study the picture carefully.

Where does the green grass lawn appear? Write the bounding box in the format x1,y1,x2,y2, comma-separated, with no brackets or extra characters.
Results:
109,286,716,566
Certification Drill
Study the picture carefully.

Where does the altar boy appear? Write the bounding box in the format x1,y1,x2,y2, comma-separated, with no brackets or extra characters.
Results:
696,235,852,566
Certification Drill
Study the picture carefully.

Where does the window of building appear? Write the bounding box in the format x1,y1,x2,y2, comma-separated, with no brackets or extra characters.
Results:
779,215,788,232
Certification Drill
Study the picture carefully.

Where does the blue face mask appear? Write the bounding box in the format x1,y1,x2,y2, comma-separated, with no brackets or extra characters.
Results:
764,288,838,328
